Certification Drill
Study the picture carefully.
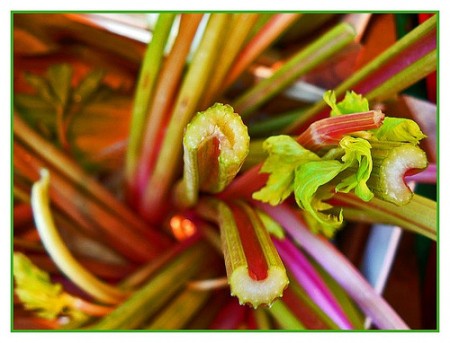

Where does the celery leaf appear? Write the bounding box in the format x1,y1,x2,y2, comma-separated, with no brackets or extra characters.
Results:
372,117,427,145
323,90,369,116
293,160,344,234
13,252,85,320
253,135,320,205
335,136,374,201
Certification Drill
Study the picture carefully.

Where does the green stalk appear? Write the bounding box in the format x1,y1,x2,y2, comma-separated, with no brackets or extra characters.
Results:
284,15,437,133
223,14,301,90
91,240,211,330
31,170,128,305
200,13,260,108
141,14,230,222
14,114,170,249
145,288,211,329
366,140,428,205
337,193,436,241
137,14,203,189
248,110,304,137
266,300,305,330
125,14,176,187
364,50,437,103
234,23,356,118
174,103,249,208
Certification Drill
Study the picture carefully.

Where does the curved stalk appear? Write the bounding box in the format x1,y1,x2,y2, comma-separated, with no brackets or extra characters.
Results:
175,103,249,208
31,169,128,304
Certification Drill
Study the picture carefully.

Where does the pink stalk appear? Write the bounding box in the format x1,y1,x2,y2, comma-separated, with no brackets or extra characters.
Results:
297,110,385,151
274,238,353,329
259,202,409,330
223,14,301,90
218,164,266,201
405,163,436,184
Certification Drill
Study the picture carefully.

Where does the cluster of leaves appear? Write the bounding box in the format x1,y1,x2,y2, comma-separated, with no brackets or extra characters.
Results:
253,91,427,237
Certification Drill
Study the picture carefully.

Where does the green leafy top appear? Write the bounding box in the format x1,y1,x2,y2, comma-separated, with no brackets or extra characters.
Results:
13,252,86,321
372,117,427,145
253,90,427,237
323,90,369,116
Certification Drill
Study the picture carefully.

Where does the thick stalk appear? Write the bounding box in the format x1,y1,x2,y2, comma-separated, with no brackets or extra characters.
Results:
174,103,249,208
141,14,230,222
196,198,288,308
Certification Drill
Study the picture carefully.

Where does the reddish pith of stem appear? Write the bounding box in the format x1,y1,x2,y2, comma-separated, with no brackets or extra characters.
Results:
297,110,385,151
197,136,220,191
228,202,268,281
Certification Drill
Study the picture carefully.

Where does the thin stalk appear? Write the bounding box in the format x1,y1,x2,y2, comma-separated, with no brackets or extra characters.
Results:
248,110,303,137
30,170,128,305
145,287,211,329
91,240,211,330
266,300,305,330
14,142,164,263
14,114,170,248
364,50,437,103
285,15,437,134
125,14,176,189
141,14,230,223
136,14,203,193
274,238,353,329
200,13,260,108
259,202,409,330
336,192,436,241
234,23,356,118
223,14,301,90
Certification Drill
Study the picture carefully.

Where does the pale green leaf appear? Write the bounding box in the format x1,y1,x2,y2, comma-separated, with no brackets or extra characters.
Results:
372,117,427,145
252,135,320,205
323,90,369,116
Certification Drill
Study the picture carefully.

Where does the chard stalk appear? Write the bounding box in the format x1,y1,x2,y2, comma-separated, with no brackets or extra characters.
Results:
200,13,260,108
197,198,288,308
141,14,230,223
297,110,384,151
92,240,212,330
266,300,305,330
234,22,356,118
145,279,212,329
223,14,301,90
14,114,171,252
336,192,436,241
125,14,176,192
175,103,249,208
367,140,428,205
260,202,409,330
285,15,436,134
274,238,353,329
137,14,203,192
31,170,128,305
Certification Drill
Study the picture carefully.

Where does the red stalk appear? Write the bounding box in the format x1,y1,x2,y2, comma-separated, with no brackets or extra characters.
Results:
297,110,385,151
209,298,247,330
352,28,436,95
228,202,268,281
